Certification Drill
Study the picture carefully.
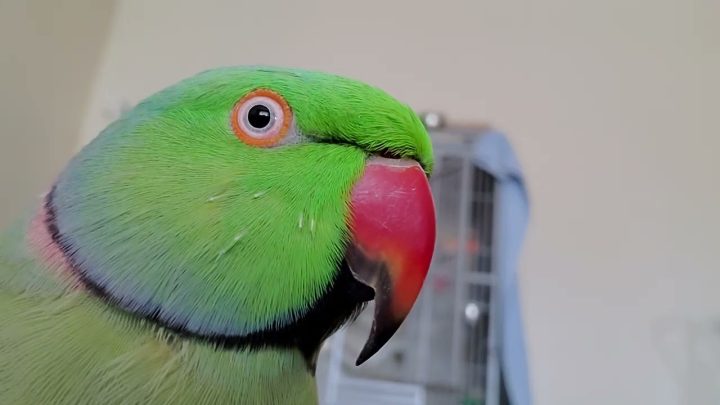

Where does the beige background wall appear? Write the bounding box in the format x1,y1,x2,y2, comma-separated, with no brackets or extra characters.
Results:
0,0,115,227
2,0,719,404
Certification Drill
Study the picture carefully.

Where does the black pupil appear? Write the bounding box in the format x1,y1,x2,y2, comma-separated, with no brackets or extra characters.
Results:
248,104,272,129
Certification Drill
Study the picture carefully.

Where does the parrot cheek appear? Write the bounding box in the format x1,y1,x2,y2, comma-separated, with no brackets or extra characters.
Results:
346,157,436,366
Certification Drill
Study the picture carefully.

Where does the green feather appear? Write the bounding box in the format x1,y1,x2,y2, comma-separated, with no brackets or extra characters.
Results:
0,66,433,404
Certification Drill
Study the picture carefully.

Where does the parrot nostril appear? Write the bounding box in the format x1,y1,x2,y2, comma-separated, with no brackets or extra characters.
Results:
312,137,427,171
377,148,403,160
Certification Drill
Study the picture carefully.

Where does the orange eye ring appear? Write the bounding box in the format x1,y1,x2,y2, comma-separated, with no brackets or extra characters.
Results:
231,89,292,147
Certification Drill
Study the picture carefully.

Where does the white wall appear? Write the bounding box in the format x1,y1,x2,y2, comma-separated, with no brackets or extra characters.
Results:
0,0,115,227
42,0,720,403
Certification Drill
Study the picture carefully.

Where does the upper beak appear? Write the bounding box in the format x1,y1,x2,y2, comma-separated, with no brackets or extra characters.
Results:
346,157,436,365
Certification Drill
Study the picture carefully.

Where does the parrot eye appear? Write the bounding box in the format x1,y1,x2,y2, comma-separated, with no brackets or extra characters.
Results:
247,105,272,129
231,89,292,147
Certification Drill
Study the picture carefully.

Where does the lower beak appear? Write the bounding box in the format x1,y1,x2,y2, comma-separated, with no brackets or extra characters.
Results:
346,157,436,365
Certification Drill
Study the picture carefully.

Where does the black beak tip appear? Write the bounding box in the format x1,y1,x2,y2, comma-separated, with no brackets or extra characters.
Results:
354,329,378,366
344,246,413,367
353,318,401,366
355,341,377,366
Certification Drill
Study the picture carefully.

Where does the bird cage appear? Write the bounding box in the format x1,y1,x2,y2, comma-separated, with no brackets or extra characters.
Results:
317,123,507,405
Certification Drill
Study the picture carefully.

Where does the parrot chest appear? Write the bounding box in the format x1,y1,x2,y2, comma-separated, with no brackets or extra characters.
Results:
0,291,319,405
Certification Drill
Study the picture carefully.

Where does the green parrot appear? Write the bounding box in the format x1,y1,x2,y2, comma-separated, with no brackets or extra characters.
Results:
0,66,436,404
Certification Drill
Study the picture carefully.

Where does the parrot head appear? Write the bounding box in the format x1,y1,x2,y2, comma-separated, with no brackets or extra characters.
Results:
46,67,435,368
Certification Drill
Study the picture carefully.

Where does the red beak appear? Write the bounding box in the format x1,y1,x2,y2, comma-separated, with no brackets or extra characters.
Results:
346,157,436,365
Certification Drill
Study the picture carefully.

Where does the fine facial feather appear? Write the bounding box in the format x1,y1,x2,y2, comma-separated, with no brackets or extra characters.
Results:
47,67,430,339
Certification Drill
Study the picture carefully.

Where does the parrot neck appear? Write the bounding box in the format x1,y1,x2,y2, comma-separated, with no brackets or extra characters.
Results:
26,202,83,288
20,205,322,404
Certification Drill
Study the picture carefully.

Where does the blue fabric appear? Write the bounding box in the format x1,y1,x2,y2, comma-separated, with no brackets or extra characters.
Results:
471,131,532,405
